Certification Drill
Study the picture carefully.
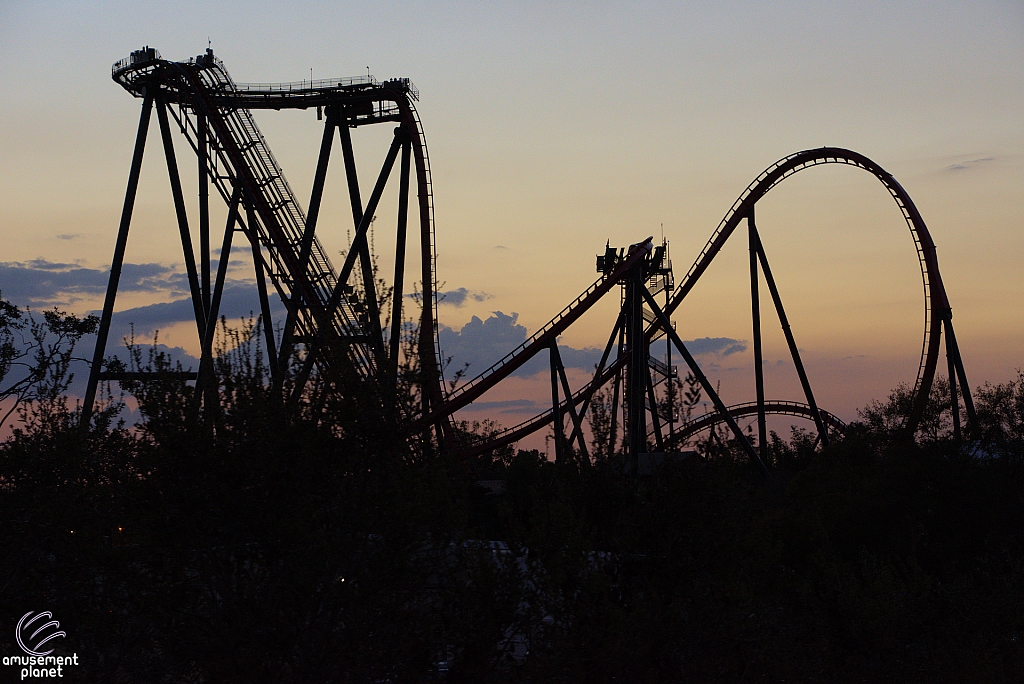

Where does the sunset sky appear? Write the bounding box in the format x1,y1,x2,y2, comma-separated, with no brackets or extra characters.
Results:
1,1,1021,443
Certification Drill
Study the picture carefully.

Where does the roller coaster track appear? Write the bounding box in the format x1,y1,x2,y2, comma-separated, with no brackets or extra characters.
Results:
663,148,953,433
665,401,847,448
88,48,973,464
449,148,973,457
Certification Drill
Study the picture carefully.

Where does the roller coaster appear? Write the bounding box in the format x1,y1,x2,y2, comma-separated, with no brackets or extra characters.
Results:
82,47,975,474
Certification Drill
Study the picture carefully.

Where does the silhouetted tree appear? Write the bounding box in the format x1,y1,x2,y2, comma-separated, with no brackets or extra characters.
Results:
0,293,98,431
1,300,1022,682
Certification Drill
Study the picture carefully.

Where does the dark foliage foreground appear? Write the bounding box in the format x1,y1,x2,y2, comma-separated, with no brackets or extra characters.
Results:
0,313,1021,681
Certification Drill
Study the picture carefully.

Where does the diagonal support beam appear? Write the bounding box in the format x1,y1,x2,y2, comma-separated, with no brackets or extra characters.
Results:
944,318,975,425
277,115,337,371
300,116,337,269
290,130,404,403
336,120,386,366
609,323,624,458
81,95,154,429
156,99,206,341
552,340,591,463
338,122,364,229
945,321,962,441
198,112,211,319
646,361,665,452
567,313,624,448
329,130,405,321
751,226,829,447
640,287,770,476
249,206,280,386
357,223,386,371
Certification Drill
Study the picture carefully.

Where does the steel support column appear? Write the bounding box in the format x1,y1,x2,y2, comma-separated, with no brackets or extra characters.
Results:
550,339,565,463
81,95,154,429
626,266,647,467
389,137,412,386
666,286,675,441
324,133,403,313
336,121,386,362
300,116,337,269
338,122,364,232
749,209,768,461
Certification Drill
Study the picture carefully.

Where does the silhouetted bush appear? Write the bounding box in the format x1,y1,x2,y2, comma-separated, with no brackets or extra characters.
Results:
0,299,1021,681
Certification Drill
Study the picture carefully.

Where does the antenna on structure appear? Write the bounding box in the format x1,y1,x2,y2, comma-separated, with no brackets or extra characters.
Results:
661,222,664,242
366,66,370,80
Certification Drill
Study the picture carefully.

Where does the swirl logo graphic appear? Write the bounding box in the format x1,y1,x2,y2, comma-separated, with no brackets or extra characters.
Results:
16,611,66,656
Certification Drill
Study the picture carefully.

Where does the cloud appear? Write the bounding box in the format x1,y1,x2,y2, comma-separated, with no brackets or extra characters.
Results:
438,311,603,380
943,157,995,172
436,287,493,307
681,336,747,357
439,311,527,375
438,315,746,384
102,281,288,345
463,398,546,415
406,287,493,307
0,260,185,306
556,345,606,369
0,257,290,337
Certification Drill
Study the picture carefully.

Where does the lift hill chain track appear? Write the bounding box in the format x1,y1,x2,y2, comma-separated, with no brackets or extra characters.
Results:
83,47,447,433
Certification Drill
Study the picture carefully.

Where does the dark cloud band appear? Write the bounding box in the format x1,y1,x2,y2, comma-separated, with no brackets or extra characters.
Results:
438,312,747,381
0,260,185,306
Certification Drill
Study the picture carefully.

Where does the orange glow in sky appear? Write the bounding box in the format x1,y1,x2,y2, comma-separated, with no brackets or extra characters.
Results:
1,1,1020,440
